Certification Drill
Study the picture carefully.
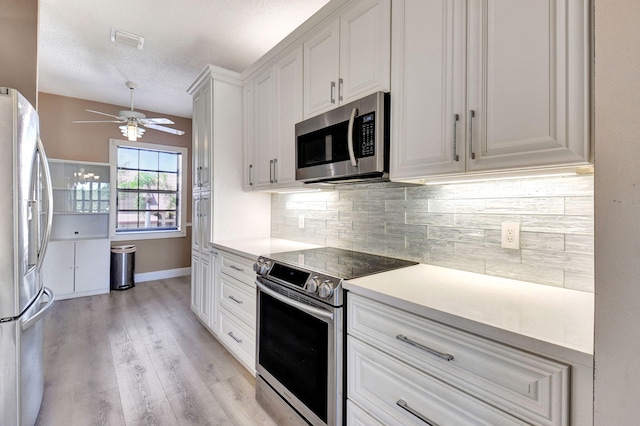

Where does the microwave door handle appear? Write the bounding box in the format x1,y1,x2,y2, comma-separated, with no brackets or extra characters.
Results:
347,107,358,167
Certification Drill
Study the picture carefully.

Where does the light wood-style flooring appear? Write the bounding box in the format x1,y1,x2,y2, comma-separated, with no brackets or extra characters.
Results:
36,276,279,426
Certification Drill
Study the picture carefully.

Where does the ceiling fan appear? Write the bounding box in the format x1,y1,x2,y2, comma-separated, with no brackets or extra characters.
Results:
72,81,185,141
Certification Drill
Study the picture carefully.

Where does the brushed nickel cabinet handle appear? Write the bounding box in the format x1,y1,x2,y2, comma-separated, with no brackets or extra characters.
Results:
468,110,476,160
330,81,336,104
229,265,244,272
338,78,344,101
269,159,274,183
248,164,253,186
453,113,460,162
273,158,278,183
229,295,243,305
396,334,454,361
228,332,242,344
397,399,439,426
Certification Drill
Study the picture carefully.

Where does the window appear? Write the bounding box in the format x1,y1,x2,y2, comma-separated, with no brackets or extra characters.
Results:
109,139,187,240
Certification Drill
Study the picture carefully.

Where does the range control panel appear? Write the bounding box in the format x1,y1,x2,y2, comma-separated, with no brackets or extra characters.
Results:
360,112,376,157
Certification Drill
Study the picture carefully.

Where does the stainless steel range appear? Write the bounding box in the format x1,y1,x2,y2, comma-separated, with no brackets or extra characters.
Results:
254,247,417,426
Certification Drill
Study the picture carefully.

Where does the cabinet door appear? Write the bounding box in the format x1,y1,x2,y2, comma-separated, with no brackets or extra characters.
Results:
74,239,110,293
390,0,466,181
191,253,202,315
208,251,219,331
274,47,303,187
242,81,255,190
41,241,75,298
339,0,391,104
303,19,340,119
253,68,276,189
466,0,589,172
192,193,211,252
193,80,212,190
199,255,211,325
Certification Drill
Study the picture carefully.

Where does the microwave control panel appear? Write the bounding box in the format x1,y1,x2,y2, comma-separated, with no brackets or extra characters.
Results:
360,112,375,157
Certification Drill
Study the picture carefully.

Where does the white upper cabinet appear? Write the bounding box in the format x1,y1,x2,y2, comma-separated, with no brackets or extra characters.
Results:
466,0,590,172
242,81,255,190
303,0,391,119
391,0,590,182
274,48,303,186
303,20,340,117
390,0,467,178
253,68,275,189
192,79,212,190
253,47,304,190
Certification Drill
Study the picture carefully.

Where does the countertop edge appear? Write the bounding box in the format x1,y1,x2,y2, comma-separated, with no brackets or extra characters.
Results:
211,238,322,260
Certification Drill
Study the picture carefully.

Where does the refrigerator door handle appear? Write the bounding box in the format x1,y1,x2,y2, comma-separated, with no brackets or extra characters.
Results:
21,287,54,332
36,137,53,272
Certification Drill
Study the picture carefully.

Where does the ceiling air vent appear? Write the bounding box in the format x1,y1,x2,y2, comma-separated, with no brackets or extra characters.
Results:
110,28,145,50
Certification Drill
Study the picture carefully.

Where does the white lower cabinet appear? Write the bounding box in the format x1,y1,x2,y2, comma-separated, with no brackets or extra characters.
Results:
191,250,216,330
346,400,384,426
42,239,110,300
347,293,570,426
214,248,257,374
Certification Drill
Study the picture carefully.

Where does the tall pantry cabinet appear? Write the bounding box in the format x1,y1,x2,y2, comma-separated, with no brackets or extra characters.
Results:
188,66,270,330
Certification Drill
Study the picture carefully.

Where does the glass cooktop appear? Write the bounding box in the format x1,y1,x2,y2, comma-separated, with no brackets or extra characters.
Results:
265,247,418,280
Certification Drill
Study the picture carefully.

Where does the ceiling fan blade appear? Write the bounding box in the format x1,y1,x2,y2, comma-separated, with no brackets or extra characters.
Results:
86,109,123,119
72,120,125,124
141,117,175,125
143,123,186,136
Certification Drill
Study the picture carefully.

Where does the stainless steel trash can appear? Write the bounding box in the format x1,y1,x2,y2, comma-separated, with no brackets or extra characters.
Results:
110,244,136,290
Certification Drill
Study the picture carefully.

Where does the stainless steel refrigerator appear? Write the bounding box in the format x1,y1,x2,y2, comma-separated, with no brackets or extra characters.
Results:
0,87,55,426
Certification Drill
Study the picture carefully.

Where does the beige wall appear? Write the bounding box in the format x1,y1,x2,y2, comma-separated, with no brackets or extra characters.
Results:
0,0,39,106
38,92,193,274
594,0,640,424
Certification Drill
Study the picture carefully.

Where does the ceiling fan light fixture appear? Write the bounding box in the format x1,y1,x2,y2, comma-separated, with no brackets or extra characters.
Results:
120,122,145,141
110,28,145,50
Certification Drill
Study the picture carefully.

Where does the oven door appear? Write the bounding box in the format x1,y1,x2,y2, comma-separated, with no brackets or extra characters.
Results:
256,277,342,426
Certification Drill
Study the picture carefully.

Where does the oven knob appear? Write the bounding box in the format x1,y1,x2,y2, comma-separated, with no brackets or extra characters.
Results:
261,261,272,275
305,277,319,294
253,259,271,275
318,281,334,298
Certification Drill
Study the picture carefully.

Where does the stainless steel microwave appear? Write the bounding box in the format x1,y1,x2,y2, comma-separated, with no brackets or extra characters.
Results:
295,92,390,184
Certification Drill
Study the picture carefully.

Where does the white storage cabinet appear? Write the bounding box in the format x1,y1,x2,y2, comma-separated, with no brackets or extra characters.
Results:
347,293,570,426
251,46,303,191
42,239,110,300
303,0,391,119
390,0,591,182
216,249,258,374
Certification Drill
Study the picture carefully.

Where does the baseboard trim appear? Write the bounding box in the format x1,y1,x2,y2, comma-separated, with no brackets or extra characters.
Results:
135,267,191,283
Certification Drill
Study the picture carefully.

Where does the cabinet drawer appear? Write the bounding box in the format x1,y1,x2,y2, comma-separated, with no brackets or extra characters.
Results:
219,251,256,284
219,274,256,329
348,294,569,426
219,309,256,371
348,337,527,426
347,400,384,426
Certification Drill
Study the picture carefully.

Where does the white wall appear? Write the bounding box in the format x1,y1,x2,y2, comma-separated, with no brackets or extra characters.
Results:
593,0,640,423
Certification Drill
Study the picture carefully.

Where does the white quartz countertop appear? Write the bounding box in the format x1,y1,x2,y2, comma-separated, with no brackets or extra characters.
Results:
211,238,321,260
344,263,594,366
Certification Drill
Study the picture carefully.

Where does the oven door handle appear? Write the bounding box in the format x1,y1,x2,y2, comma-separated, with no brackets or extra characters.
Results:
256,280,334,321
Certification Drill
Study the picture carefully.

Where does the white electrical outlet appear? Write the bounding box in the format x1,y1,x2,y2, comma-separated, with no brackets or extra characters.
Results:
299,215,305,228
501,222,520,249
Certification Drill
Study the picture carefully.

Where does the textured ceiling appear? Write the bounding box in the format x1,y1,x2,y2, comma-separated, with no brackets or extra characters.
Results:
38,0,331,118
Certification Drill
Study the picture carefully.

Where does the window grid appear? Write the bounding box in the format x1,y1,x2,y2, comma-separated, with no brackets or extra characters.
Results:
115,146,182,233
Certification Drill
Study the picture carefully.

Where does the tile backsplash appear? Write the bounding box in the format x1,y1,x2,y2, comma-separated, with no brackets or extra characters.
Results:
271,175,594,292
